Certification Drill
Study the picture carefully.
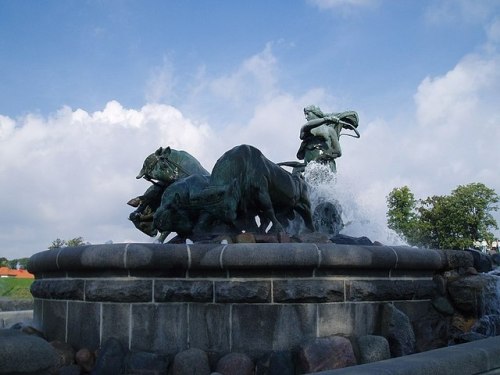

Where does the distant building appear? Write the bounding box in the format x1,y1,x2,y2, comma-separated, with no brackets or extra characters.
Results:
0,266,34,279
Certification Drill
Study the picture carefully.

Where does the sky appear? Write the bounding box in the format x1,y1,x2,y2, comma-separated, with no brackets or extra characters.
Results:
1,0,500,258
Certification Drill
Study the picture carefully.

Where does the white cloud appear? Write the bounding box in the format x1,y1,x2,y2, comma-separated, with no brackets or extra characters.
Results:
0,102,215,257
425,0,500,25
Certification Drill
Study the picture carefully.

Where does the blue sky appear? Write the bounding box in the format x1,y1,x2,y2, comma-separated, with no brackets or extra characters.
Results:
1,0,500,258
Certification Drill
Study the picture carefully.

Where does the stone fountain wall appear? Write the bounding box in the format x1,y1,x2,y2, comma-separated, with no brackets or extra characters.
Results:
28,243,473,360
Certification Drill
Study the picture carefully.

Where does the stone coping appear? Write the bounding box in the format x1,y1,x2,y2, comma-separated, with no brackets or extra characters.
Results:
317,335,500,375
28,243,473,274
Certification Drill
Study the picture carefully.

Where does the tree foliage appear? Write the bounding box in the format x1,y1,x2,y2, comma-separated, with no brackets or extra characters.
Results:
49,237,87,249
387,183,499,249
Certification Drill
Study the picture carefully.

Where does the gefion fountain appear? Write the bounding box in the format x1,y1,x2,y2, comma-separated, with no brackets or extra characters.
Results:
28,106,500,374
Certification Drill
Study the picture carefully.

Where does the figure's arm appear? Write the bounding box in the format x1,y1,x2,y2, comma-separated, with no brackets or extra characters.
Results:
300,117,337,139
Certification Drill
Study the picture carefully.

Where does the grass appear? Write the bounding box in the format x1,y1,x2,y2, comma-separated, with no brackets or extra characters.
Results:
0,278,34,299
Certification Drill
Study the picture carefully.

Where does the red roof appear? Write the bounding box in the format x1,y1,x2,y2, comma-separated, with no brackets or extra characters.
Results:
0,267,34,279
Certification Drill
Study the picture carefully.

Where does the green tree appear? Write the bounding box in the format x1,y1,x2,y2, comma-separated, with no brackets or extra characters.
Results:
386,186,420,245
0,257,8,267
7,258,29,269
48,237,87,249
49,238,66,249
66,237,85,247
387,183,499,249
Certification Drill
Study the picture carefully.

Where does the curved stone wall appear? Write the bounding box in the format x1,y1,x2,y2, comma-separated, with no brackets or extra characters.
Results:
28,243,472,359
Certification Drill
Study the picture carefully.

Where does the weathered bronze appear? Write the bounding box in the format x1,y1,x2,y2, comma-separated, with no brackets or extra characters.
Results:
128,105,359,243
296,105,359,173
128,147,209,237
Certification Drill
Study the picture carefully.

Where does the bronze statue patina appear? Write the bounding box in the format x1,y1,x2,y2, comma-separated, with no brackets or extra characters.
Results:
191,145,315,234
282,105,359,173
128,147,209,237
128,105,359,243
151,145,315,242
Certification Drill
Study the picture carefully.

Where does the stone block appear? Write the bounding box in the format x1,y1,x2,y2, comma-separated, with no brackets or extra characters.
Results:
273,279,344,303
317,244,396,269
131,303,188,354
314,268,390,278
30,279,84,300
392,247,443,270
215,281,270,303
127,243,188,270
346,280,417,301
228,268,314,278
155,280,213,302
220,243,320,269
27,248,61,273
42,300,67,342
184,243,225,269
67,301,100,350
33,298,43,329
85,279,152,302
125,351,169,374
188,303,230,352
232,304,316,354
318,302,381,337
102,303,130,349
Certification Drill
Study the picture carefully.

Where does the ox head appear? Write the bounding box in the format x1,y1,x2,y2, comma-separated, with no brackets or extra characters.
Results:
136,147,179,184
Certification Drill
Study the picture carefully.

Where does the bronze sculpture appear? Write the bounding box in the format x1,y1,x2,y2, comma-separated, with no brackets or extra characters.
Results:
128,105,359,243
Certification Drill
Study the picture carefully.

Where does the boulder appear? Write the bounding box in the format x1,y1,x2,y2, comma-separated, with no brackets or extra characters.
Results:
125,351,169,374
75,348,96,373
330,234,373,246
50,340,75,368
215,352,254,375
448,274,500,317
91,337,127,375
296,335,356,373
58,364,82,375
356,335,390,364
471,314,500,337
431,296,455,316
464,249,493,272
455,332,488,343
0,329,58,374
380,303,416,357
172,348,210,375
255,351,294,375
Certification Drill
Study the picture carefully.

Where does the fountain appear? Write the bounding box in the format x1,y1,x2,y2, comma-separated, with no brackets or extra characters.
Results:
26,106,500,374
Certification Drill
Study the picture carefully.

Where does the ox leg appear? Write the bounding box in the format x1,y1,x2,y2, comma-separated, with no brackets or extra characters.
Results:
295,202,315,232
156,231,171,244
256,190,284,233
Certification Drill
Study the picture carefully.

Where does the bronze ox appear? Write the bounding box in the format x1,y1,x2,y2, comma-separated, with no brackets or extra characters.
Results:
153,145,314,240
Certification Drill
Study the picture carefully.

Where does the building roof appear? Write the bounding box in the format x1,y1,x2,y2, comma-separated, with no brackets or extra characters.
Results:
0,267,34,279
